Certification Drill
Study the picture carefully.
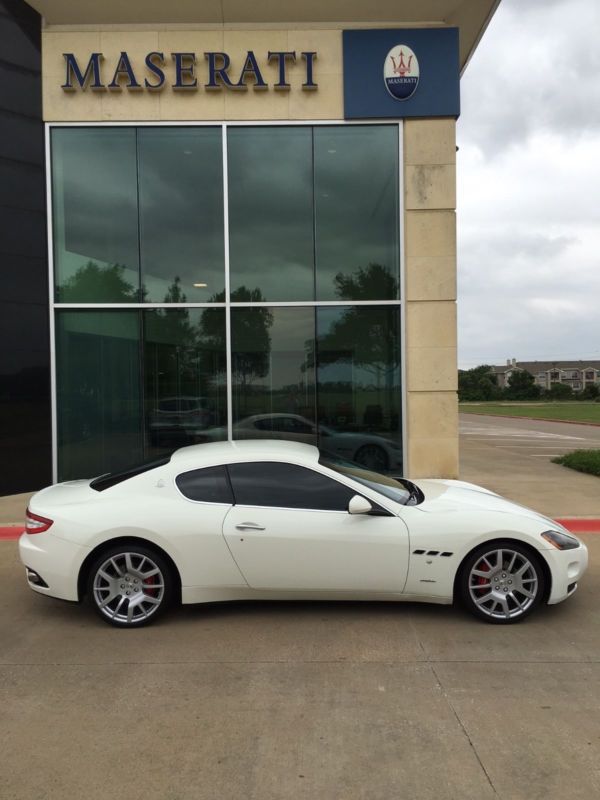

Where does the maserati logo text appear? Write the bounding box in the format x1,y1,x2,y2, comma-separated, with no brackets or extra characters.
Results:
383,45,419,101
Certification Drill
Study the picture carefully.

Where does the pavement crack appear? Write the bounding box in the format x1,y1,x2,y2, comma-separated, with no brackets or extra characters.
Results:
408,614,498,796
430,661,498,796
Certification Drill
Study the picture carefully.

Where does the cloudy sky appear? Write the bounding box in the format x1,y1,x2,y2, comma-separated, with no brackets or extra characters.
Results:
457,0,600,368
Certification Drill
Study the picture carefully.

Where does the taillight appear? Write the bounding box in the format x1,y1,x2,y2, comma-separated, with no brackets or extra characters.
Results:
25,509,53,534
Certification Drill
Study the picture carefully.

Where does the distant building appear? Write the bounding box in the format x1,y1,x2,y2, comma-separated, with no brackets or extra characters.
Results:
493,359,600,392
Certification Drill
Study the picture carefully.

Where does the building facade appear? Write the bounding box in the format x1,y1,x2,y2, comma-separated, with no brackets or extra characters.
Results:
1,1,500,493
494,360,600,393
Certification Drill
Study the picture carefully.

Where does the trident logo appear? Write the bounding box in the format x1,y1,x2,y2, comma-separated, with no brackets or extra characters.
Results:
390,50,413,76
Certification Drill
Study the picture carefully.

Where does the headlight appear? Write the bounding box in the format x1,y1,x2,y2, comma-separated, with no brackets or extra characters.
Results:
541,530,580,550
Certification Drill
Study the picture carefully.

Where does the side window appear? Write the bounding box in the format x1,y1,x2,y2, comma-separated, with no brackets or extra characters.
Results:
176,465,233,504
227,461,355,511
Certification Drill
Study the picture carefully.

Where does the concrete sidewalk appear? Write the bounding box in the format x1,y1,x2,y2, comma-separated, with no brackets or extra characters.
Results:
0,491,33,525
460,414,600,518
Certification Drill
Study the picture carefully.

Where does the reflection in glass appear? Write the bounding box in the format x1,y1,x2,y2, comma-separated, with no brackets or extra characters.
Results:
138,128,224,303
228,127,314,301
316,306,402,473
144,308,227,455
52,128,140,302
314,126,399,300
229,307,316,443
56,312,142,480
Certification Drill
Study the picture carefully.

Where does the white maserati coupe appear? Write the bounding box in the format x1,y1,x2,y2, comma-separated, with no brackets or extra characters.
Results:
20,440,588,628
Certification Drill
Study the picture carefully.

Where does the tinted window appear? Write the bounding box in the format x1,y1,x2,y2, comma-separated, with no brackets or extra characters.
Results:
176,466,233,504
227,461,354,511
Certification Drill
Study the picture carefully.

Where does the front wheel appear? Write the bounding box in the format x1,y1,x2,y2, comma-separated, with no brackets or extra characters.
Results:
354,444,388,472
87,545,174,628
459,542,546,624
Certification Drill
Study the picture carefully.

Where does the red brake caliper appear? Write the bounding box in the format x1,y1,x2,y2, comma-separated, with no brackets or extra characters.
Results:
476,561,490,591
144,574,158,597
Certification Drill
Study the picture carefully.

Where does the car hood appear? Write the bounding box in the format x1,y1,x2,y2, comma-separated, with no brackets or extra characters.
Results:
410,478,562,531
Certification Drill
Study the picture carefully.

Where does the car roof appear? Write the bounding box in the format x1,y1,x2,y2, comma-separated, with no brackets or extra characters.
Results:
170,438,320,467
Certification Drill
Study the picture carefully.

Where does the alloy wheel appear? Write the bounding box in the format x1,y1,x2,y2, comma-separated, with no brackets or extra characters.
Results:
92,551,166,625
467,547,539,621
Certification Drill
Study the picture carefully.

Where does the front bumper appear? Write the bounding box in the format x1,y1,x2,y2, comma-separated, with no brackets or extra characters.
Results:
19,532,89,602
544,540,589,605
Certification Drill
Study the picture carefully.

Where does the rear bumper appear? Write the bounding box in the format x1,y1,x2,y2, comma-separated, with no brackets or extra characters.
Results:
544,541,589,605
19,532,88,602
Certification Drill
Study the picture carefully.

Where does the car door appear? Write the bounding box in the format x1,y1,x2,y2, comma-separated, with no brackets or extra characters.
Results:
222,461,409,592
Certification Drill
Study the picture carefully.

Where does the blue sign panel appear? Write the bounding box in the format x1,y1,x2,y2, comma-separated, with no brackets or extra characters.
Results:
343,28,460,119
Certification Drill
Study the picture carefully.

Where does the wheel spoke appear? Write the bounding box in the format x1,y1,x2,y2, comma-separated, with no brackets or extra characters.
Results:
472,569,491,578
127,601,134,623
474,591,493,607
97,568,113,583
517,587,535,599
125,553,135,573
112,596,126,618
498,596,510,618
97,590,118,608
516,561,532,578
510,593,525,610
110,557,123,577
507,552,517,572
142,566,160,578
142,595,161,606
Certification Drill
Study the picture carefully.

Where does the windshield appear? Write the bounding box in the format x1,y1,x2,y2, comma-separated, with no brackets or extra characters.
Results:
319,456,411,506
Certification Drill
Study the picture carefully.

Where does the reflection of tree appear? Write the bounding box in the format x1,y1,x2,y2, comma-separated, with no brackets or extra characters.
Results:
305,264,401,431
333,262,398,301
202,287,273,414
317,307,400,384
305,264,400,382
59,261,138,302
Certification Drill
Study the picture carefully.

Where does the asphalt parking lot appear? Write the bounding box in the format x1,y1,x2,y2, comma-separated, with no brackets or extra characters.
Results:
460,414,600,516
2,534,600,800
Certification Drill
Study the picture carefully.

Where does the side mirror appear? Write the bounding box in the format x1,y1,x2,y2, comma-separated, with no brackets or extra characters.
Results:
348,494,373,515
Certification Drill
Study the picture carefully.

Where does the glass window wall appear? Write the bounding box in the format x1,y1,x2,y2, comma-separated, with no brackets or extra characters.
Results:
314,126,399,301
52,129,139,302
52,124,402,481
138,128,224,303
56,308,227,480
227,126,314,302
51,126,224,304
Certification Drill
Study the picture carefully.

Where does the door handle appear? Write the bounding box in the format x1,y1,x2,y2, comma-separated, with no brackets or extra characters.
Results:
235,523,266,531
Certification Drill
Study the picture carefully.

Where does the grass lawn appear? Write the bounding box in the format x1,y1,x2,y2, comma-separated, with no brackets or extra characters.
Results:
459,402,600,424
553,450,600,477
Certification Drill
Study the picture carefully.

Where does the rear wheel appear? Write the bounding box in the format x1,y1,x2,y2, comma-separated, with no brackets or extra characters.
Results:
459,542,545,624
87,545,173,628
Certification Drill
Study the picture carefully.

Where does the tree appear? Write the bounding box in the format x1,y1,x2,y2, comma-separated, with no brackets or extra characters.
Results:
505,369,541,400
458,365,501,402
579,384,599,400
544,382,573,400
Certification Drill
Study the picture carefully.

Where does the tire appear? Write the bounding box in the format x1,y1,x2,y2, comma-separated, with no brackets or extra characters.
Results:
354,444,389,472
86,544,174,628
458,541,546,624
